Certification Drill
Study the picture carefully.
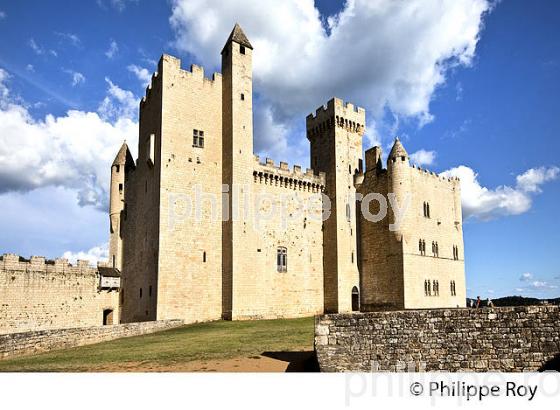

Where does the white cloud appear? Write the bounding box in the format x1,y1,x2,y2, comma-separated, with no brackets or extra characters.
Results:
127,64,152,86
409,149,436,167
98,0,139,12
28,38,43,55
516,272,558,293
0,10,6,20
0,68,138,210
63,242,108,265
520,272,533,281
169,0,492,135
64,69,86,86
440,165,560,220
28,38,57,57
516,167,560,193
56,32,81,47
98,77,138,122
105,39,119,59
25,64,34,72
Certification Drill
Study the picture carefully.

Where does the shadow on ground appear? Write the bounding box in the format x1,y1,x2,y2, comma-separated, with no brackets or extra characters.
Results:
539,354,560,372
261,351,319,372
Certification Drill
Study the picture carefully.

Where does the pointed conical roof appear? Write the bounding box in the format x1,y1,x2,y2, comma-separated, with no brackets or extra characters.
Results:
388,137,408,159
112,142,134,166
225,23,253,50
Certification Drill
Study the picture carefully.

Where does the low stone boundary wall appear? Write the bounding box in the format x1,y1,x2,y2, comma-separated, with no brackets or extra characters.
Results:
0,319,184,360
315,306,560,372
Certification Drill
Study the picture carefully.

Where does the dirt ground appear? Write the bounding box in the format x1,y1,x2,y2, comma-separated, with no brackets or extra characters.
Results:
91,351,318,372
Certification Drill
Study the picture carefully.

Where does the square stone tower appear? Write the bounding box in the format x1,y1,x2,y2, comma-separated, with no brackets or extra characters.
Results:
306,98,365,313
221,24,256,320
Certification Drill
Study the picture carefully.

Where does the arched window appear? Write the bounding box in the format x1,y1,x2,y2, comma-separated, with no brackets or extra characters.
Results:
351,286,360,311
424,280,429,296
426,202,430,218
277,247,287,272
427,280,431,296
433,280,439,296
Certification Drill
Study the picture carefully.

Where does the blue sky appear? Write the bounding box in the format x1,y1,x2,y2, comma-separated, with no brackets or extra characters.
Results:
0,0,559,299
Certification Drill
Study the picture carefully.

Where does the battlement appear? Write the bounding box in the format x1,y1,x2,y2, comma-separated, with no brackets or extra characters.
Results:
410,164,461,185
253,156,326,192
0,253,100,276
306,97,366,139
140,54,222,108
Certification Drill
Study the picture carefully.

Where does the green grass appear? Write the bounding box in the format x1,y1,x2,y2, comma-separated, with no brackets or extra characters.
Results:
0,317,314,372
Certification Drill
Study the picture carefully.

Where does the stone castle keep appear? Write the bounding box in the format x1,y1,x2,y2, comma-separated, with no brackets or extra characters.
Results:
1,24,466,334
110,24,466,324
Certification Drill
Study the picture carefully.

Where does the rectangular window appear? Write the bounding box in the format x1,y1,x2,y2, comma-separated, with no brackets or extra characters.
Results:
241,93,245,100
193,129,204,148
240,45,246,54
277,247,287,272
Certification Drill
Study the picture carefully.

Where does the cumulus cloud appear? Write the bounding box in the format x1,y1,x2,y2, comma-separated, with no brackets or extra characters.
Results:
105,39,119,59
169,0,492,133
98,77,138,121
0,10,6,19
409,149,437,167
63,242,108,265
440,165,560,220
127,64,152,86
0,68,138,210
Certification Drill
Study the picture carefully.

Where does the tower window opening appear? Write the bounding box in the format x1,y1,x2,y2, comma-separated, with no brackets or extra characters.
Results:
139,288,142,298
119,183,123,193
240,45,245,54
115,165,120,173
203,251,207,262
193,129,204,148
277,247,287,272
241,93,245,100
149,285,152,297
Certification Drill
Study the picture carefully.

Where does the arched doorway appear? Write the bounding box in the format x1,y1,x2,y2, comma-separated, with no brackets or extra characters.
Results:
351,287,360,311
103,309,114,325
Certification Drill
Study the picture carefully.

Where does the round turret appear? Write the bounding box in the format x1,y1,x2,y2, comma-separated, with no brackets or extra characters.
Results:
387,138,411,243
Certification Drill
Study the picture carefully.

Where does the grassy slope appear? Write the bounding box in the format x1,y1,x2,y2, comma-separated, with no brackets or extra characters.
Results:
0,317,314,372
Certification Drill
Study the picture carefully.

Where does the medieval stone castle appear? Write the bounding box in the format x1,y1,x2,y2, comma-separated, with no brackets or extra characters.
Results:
0,24,466,334
109,23,466,324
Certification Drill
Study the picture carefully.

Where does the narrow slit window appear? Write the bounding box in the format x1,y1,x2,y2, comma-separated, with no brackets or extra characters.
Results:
277,247,287,272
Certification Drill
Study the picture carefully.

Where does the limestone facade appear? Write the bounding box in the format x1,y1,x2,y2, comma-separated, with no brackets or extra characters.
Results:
110,24,467,324
0,254,120,334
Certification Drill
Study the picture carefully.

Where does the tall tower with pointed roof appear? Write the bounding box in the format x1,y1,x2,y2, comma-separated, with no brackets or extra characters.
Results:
109,142,134,271
221,23,256,319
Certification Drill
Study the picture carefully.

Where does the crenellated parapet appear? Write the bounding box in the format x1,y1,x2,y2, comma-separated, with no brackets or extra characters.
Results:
0,253,118,279
140,54,223,109
252,156,326,193
410,164,461,186
306,97,366,141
